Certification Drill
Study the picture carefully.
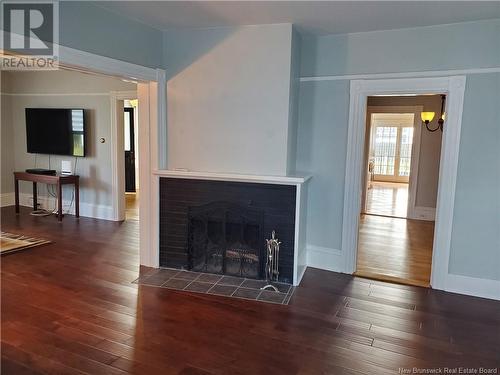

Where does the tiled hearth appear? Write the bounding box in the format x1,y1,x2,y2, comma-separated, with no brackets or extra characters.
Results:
133,268,295,305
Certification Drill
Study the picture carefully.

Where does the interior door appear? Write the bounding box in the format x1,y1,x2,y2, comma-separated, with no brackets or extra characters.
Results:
124,107,136,193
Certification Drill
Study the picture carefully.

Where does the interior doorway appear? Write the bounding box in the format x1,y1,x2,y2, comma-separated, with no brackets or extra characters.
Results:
361,106,424,220
356,96,444,287
124,100,139,221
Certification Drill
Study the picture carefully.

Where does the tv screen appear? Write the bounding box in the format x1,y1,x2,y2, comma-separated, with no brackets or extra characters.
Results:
25,108,86,157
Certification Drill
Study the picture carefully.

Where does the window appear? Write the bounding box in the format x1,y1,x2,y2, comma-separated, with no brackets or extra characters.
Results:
399,127,414,177
373,126,397,175
370,113,415,182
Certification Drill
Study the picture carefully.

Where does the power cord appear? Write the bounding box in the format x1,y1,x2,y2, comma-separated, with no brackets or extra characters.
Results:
29,155,79,217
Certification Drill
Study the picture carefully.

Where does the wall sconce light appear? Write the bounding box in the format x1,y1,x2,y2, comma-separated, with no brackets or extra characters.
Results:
421,95,446,132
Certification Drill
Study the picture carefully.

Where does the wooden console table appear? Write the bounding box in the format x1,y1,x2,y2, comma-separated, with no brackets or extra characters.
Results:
14,172,80,221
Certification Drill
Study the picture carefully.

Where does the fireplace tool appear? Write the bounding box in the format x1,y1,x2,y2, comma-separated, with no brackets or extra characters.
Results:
261,230,281,292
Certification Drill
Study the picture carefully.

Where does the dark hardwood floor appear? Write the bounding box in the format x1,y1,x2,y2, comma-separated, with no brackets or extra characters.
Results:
1,206,499,374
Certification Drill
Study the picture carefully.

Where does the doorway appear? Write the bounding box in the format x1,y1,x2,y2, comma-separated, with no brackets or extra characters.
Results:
124,100,139,221
356,97,444,287
342,76,466,292
363,108,421,219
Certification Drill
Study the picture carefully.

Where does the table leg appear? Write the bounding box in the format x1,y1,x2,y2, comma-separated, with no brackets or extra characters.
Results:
75,182,80,218
14,178,19,214
33,182,38,211
57,182,63,221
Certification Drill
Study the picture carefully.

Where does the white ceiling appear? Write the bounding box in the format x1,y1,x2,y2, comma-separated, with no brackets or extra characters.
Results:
97,1,500,35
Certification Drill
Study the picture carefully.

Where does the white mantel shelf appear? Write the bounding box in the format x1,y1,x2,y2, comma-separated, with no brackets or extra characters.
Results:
153,169,311,185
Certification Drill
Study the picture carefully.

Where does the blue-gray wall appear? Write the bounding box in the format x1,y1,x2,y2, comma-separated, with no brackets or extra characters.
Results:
301,19,500,77
162,27,235,79
449,73,500,279
60,2,163,68
296,19,500,281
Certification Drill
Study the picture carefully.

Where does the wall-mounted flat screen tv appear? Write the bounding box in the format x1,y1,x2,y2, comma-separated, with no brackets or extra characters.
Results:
25,108,86,157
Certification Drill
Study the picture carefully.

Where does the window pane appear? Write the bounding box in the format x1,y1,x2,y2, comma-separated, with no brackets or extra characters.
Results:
373,126,397,175
399,127,414,176
124,112,131,151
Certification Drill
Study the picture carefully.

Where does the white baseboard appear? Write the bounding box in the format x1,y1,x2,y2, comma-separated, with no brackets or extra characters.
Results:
16,193,115,221
444,274,500,301
307,245,344,273
410,206,436,221
0,192,15,207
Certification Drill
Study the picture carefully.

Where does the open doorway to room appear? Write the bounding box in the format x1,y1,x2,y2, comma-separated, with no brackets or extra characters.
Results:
362,108,420,219
124,99,139,221
356,94,445,287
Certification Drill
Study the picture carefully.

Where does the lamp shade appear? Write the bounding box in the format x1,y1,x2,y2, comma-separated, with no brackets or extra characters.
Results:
421,112,435,123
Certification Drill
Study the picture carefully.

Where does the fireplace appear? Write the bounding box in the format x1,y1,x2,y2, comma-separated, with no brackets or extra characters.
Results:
188,202,264,279
159,177,300,284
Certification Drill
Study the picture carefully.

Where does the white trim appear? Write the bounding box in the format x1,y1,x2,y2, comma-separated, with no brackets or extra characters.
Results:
430,77,466,289
137,81,160,268
1,192,15,207
153,169,312,185
444,274,500,301
407,108,423,220
156,70,167,170
148,78,162,268
300,67,500,82
307,245,343,273
293,182,309,286
341,76,466,293
110,90,138,221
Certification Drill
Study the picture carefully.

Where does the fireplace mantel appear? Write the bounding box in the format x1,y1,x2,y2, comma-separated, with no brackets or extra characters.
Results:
156,169,311,286
153,169,311,186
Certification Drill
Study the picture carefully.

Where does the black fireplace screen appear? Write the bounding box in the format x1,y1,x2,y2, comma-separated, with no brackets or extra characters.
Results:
188,202,264,279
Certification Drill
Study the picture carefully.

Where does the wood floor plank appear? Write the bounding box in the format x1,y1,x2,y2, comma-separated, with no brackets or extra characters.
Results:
357,214,433,287
1,206,498,374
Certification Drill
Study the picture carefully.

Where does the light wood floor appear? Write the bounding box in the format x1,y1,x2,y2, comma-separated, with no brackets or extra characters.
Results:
125,192,139,221
365,181,409,218
356,214,434,287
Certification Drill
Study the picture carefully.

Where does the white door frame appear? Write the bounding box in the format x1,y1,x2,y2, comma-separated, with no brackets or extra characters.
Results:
362,105,423,219
34,42,166,269
341,76,466,291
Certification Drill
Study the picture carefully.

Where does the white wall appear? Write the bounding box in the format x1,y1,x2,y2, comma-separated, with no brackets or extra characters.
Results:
165,24,296,176
0,70,136,219
286,27,302,175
